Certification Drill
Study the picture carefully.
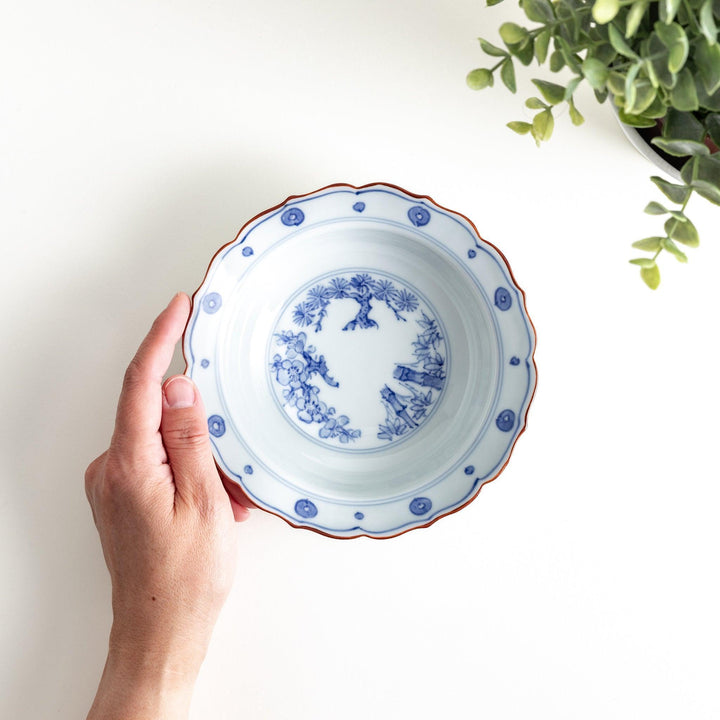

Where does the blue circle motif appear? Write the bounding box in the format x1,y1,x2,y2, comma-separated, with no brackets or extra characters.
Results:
202,292,222,314
467,249,477,259
353,202,366,212
208,415,226,437
494,287,512,311
242,246,254,257
409,497,432,516
354,511,364,520
407,206,431,227
510,356,520,366
243,465,254,475
464,465,475,475
295,498,318,519
200,358,210,368
496,409,516,432
281,207,305,226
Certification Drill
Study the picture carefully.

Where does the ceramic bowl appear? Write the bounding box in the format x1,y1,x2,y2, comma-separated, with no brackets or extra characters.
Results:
184,183,536,538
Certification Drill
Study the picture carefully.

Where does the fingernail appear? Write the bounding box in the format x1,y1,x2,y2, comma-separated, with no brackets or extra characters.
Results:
164,376,196,408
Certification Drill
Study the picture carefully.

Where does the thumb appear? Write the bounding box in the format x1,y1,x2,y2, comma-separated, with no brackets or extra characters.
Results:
161,375,222,506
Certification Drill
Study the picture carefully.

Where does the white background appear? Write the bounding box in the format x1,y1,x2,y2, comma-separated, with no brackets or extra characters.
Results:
2,1,719,718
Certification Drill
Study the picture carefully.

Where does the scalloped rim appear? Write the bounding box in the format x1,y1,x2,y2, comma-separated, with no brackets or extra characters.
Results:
182,181,537,540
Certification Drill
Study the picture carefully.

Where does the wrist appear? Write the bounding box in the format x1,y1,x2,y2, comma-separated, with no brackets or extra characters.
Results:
87,627,204,720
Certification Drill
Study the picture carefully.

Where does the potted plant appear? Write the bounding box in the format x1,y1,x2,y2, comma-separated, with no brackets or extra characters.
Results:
467,0,720,288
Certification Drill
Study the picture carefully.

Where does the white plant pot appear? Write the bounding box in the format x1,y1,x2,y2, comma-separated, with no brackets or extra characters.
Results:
612,107,683,181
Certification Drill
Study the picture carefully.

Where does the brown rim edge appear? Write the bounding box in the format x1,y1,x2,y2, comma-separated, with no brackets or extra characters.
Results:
181,181,538,540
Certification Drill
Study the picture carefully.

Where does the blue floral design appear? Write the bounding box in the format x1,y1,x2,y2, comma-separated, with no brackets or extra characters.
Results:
377,312,446,442
243,465,254,474
467,249,477,259
281,207,305,226
242,246,254,256
408,206,431,227
271,331,361,444
496,409,516,432
328,277,351,299
464,465,475,475
202,292,222,314
354,511,364,520
353,202,366,212
290,272,419,333
292,302,315,327
395,289,419,313
208,415,226,437
295,498,318,518
409,497,432,515
494,287,512,311
510,356,520,366
277,274,447,448
371,278,398,302
200,358,210,368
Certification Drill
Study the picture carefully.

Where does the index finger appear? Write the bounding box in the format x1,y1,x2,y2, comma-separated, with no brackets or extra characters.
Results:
113,293,191,443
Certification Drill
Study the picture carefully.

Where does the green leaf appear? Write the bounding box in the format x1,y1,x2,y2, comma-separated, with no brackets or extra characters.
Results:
624,62,642,113
705,114,720,147
582,57,609,90
501,59,517,93
696,82,720,111
534,29,551,64
487,0,505,5
667,209,687,221
531,109,554,145
564,76,582,100
665,216,700,246
640,263,661,289
700,0,718,45
647,32,674,89
593,0,620,24
664,109,705,142
628,79,657,115
568,98,585,125
522,0,555,23
642,95,669,118
557,37,582,73
651,137,710,156
513,37,536,66
549,50,566,72
532,79,566,105
650,175,691,203
630,257,658,267
607,71,626,96
479,38,508,58
626,1,648,37
595,43,617,66
644,201,668,214
617,109,657,127
696,38,720,95
507,120,533,135
466,68,494,90
632,236,663,251
682,154,720,205
500,22,529,46
654,22,689,73
662,0,682,23
662,237,689,262
608,23,638,58
526,96,548,109
670,68,700,111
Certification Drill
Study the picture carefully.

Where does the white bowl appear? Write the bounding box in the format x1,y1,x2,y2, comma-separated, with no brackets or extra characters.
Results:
184,183,536,538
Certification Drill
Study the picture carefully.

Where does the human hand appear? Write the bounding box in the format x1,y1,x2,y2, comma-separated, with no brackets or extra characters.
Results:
85,293,249,720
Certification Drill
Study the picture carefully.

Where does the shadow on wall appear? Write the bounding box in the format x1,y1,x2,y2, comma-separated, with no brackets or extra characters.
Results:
0,152,288,719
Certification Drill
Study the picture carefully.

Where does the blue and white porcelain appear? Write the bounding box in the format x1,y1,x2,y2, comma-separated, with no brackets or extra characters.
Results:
184,183,536,539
